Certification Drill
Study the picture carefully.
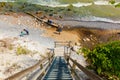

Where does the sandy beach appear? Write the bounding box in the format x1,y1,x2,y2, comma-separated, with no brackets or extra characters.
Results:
0,13,55,79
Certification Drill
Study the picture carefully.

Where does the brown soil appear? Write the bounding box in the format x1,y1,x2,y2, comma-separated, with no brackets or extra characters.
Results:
42,27,80,43
42,26,120,49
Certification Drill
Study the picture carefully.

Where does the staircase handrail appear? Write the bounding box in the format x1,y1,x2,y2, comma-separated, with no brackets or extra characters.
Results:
5,50,54,80
65,54,103,80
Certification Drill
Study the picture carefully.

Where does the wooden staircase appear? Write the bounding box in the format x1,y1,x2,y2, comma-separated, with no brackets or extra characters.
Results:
5,41,102,80
42,56,72,80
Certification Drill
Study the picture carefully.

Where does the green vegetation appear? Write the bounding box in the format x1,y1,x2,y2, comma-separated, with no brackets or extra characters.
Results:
0,2,120,18
109,0,120,7
115,3,120,7
109,0,115,4
82,41,120,79
16,46,30,55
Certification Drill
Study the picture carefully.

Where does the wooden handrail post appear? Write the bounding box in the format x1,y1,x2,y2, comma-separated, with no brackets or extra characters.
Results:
69,41,71,47
48,54,51,66
64,46,65,57
69,47,72,57
40,64,43,69
71,60,76,74
68,41,71,48
38,63,46,80
53,49,55,55
54,42,56,48
51,53,54,62
66,56,69,65
67,46,69,54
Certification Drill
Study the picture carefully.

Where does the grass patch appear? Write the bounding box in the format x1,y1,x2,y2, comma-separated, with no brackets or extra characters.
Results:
16,46,30,55
82,41,120,79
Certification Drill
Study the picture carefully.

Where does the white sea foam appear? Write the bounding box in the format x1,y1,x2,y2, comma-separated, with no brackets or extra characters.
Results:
0,0,113,7
80,16,120,23
34,1,111,7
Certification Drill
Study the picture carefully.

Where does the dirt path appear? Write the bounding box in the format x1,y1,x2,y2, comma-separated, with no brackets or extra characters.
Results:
42,27,80,43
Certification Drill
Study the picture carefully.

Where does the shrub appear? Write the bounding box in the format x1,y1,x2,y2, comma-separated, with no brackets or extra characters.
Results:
67,4,74,11
49,14,53,16
115,3,120,7
109,0,115,4
82,41,120,79
16,46,30,55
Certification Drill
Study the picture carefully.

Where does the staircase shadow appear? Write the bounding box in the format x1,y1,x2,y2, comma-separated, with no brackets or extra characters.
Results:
43,56,72,80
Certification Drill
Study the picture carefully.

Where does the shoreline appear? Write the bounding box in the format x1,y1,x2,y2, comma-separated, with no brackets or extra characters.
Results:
53,19,120,30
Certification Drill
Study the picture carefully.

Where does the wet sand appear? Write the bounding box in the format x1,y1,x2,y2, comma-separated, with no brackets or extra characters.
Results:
53,20,120,30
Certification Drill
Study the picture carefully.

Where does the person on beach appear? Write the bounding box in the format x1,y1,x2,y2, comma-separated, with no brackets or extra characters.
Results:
23,29,29,35
56,25,62,35
19,29,29,37
47,19,52,25
20,31,25,37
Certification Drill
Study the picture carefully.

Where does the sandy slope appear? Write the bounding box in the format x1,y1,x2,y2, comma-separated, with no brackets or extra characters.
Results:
0,13,55,79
